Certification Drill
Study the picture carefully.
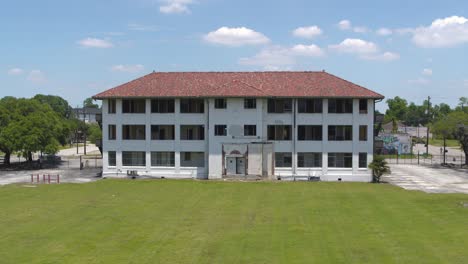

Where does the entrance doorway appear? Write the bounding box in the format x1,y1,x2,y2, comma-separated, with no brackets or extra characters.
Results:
226,157,246,175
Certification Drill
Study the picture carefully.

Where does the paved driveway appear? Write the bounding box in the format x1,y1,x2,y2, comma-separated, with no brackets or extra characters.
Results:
383,164,468,194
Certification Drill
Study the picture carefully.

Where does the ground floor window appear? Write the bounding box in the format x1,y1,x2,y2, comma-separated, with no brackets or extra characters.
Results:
275,152,292,167
108,151,116,166
122,151,146,167
298,152,322,167
181,152,205,167
151,152,175,167
328,152,352,168
359,153,367,168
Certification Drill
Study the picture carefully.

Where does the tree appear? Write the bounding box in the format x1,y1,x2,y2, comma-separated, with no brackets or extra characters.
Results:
432,111,468,165
368,156,391,183
33,94,72,119
87,123,102,145
385,96,408,122
84,97,99,109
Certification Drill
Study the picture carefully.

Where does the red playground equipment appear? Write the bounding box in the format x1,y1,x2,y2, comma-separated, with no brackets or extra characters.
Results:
30,174,60,184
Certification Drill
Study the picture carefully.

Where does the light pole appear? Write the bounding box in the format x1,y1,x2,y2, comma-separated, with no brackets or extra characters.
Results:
425,96,431,155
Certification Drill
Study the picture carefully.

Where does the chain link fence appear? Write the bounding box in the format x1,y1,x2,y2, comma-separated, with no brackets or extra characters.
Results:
383,153,466,167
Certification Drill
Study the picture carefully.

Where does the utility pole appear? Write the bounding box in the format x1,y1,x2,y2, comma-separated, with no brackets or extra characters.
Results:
83,102,87,155
426,96,431,155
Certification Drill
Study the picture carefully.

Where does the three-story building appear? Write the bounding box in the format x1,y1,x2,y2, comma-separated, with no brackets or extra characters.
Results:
93,71,384,181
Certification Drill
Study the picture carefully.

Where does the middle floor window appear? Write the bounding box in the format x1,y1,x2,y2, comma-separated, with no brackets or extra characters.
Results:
298,125,322,140
268,125,292,140
122,125,146,140
328,125,352,141
180,125,205,140
244,125,257,136
151,125,175,140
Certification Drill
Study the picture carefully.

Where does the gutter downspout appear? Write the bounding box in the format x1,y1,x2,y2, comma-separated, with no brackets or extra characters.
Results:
293,98,297,176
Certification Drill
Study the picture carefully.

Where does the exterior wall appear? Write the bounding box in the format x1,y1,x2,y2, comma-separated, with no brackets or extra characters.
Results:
101,97,375,182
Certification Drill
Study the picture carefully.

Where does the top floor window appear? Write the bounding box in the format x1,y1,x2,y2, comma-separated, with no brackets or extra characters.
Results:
359,99,368,114
151,99,174,113
328,99,353,114
214,98,227,109
180,99,204,113
268,98,292,113
244,98,256,109
108,99,116,114
122,99,146,113
298,99,322,113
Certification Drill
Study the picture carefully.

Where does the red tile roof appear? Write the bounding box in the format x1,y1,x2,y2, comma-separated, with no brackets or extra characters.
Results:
93,71,384,99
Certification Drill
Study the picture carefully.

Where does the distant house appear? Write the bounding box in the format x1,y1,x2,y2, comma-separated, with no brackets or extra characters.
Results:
93,71,384,182
73,107,102,123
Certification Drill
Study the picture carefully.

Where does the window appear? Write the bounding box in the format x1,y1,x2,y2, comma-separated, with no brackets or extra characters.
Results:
151,125,175,140
122,151,146,167
298,153,322,167
298,99,322,113
151,99,174,113
268,125,292,140
108,125,116,140
214,125,227,136
108,151,116,166
328,153,352,168
359,99,368,114
181,152,205,167
244,98,256,109
298,125,322,140
214,98,227,109
328,125,352,141
180,125,205,140
359,125,368,141
244,125,257,136
328,99,353,113
275,152,292,167
180,99,204,113
108,99,116,114
151,152,175,167
122,99,146,113
359,153,367,168
268,99,293,113
122,125,146,140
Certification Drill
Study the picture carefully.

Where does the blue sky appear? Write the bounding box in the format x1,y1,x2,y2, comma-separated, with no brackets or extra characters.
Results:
1,0,468,111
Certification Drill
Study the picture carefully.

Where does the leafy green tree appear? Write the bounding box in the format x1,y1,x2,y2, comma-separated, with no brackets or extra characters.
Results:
87,123,102,145
432,111,468,165
368,156,391,183
33,94,72,119
385,96,408,122
84,97,99,109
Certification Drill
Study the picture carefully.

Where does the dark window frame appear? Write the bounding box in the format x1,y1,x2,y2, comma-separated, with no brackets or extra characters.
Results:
244,125,257,136
267,98,293,113
275,152,292,167
151,99,175,113
214,125,227,136
180,125,205,140
298,152,322,167
122,151,146,167
108,124,116,140
328,152,353,168
328,125,353,141
214,98,227,109
108,99,116,114
244,98,257,109
122,125,146,140
359,99,368,114
359,125,368,141
359,153,367,168
298,125,322,141
108,151,116,166
298,98,323,113
122,99,146,114
267,125,292,140
151,151,175,167
328,99,353,114
180,99,204,113
151,125,175,140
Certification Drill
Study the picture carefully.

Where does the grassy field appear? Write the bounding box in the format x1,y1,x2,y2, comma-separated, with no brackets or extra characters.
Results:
0,180,467,264
430,138,460,147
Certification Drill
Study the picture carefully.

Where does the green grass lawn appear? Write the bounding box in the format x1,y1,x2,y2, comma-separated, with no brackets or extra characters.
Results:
430,138,460,147
0,180,467,264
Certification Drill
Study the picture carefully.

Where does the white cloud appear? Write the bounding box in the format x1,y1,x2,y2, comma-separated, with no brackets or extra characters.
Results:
422,68,433,76
204,27,270,46
111,64,145,73
412,16,468,47
376,28,392,36
329,38,378,54
78,38,113,48
290,44,325,57
239,44,324,69
292,26,322,39
27,70,47,84
338,20,351,30
361,52,400,61
337,20,369,33
159,0,194,14
329,38,399,61
408,78,430,85
7,68,23,75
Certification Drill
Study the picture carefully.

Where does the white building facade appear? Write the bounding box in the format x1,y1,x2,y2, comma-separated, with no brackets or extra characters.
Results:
94,72,383,182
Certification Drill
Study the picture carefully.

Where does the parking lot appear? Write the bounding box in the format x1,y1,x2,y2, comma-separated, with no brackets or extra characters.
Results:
383,164,468,194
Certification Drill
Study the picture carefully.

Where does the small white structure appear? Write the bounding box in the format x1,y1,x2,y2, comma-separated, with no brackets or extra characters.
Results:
93,71,384,182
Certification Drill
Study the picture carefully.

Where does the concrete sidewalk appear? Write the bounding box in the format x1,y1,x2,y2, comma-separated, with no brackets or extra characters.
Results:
0,168,101,185
382,164,468,194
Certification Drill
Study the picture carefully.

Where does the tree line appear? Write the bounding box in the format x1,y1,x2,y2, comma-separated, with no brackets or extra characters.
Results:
383,96,468,164
0,95,101,165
